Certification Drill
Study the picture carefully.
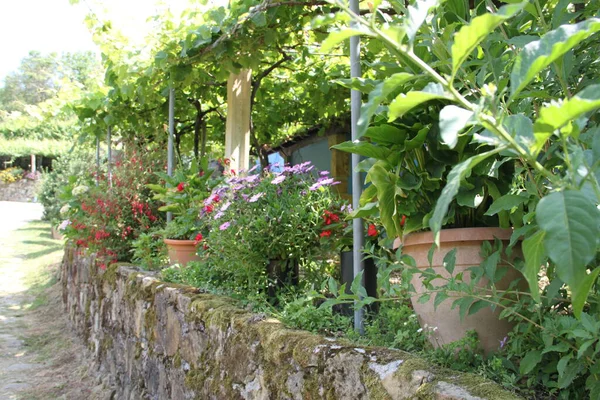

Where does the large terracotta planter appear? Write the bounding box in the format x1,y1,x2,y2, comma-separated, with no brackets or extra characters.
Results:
401,227,522,354
164,239,200,266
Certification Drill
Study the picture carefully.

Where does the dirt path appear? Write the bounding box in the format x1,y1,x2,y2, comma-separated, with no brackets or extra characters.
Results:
0,201,114,400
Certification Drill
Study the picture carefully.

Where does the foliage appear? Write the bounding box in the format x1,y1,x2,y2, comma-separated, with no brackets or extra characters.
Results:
0,50,103,141
147,158,223,240
38,149,95,225
0,167,24,184
201,162,347,298
0,139,73,157
130,230,168,271
61,145,165,267
277,297,352,336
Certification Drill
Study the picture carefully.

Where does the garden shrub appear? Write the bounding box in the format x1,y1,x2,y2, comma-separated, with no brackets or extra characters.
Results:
0,167,24,183
61,145,165,267
38,149,94,225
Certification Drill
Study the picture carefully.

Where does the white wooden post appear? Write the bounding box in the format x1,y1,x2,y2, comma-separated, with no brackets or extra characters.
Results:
224,70,252,172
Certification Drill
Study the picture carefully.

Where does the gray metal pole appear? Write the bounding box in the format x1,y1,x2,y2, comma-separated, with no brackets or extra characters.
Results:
107,126,112,188
350,0,364,334
167,87,175,223
96,137,100,186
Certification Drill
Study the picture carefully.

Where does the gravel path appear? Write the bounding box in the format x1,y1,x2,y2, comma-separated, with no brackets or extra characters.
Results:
0,201,113,400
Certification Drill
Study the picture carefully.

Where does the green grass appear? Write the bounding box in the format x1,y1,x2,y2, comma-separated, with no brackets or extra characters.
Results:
8,220,65,310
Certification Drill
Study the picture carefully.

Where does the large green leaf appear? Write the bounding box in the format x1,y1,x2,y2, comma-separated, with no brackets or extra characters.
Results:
510,18,600,100
365,124,407,145
520,350,543,375
521,230,545,302
429,149,501,244
331,141,391,160
388,83,451,122
485,194,527,216
406,0,439,45
536,191,600,286
570,269,600,319
532,84,600,155
451,3,525,78
321,28,372,52
370,164,401,237
357,73,414,138
439,105,474,149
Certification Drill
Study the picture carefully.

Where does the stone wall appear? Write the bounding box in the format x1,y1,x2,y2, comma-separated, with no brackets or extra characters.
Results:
61,247,520,400
0,179,39,202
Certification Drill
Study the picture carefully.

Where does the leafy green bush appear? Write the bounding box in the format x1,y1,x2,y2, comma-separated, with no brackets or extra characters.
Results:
37,149,94,225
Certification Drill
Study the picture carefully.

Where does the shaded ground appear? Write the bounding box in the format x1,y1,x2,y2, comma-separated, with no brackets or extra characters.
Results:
0,201,113,400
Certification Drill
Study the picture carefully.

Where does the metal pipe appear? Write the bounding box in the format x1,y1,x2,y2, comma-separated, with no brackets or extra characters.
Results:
350,0,364,334
96,137,100,186
107,126,112,188
167,87,175,223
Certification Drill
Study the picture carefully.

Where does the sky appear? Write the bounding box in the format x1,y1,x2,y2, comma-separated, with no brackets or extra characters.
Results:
0,0,190,83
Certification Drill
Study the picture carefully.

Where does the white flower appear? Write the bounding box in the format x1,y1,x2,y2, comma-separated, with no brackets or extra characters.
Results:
72,185,89,196
58,219,71,230
417,328,423,333
60,204,71,216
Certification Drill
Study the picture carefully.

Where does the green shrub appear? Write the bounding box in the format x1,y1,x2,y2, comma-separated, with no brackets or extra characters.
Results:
0,167,24,183
37,149,94,225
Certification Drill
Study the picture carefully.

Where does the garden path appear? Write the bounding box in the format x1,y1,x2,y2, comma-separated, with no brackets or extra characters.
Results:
0,201,113,399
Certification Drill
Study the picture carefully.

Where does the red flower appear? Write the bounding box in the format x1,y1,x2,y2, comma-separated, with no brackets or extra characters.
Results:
204,205,214,213
194,233,203,245
213,195,220,203
401,215,407,227
230,169,236,176
367,224,378,237
176,182,185,192
203,244,209,250
223,158,231,166
199,170,205,177
320,230,332,238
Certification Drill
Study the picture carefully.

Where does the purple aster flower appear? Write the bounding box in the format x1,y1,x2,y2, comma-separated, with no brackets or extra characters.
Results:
320,171,330,176
241,194,249,201
271,174,286,185
220,201,231,211
248,192,264,203
499,336,508,349
219,221,231,230
213,211,224,220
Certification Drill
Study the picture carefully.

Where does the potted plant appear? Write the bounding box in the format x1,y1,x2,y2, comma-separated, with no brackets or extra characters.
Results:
148,158,222,266
327,0,600,361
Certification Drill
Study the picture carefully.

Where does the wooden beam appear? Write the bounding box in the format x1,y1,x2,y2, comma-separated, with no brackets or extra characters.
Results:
328,133,350,199
225,70,252,172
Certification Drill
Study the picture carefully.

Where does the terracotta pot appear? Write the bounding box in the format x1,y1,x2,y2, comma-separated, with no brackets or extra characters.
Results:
164,239,200,266
401,227,522,354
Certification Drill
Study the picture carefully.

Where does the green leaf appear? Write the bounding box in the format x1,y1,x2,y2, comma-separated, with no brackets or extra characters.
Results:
510,18,600,100
468,299,489,316
321,29,371,52
357,73,415,138
351,270,365,297
365,124,407,145
439,105,474,148
532,84,600,155
557,357,580,389
570,269,600,318
328,276,338,297
443,248,457,274
359,184,378,205
521,230,545,302
482,250,501,281
536,191,600,285
578,339,596,359
406,0,439,44
434,291,449,310
388,83,451,122
331,141,391,160
429,150,500,244
418,293,431,304
457,297,474,321
370,164,401,237
520,350,542,375
451,3,526,78
485,194,527,216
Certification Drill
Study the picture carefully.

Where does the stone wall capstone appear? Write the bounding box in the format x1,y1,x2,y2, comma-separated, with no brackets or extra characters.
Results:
61,247,520,400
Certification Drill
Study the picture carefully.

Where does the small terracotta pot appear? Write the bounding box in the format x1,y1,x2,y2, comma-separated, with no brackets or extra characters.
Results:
401,227,523,354
163,239,200,266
